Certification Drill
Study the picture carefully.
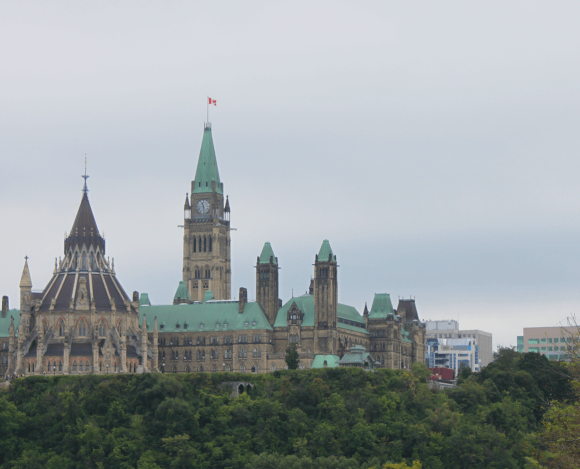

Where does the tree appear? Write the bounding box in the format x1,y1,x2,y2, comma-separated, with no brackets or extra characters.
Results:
540,314,580,469
285,343,300,370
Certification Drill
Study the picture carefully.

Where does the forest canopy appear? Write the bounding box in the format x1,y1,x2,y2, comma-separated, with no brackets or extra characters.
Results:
0,351,576,469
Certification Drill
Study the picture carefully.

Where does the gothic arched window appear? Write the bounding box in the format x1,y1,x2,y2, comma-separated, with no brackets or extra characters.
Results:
193,237,197,253
59,361,62,371
204,237,207,252
99,321,106,337
209,237,212,252
78,320,87,337
73,361,77,371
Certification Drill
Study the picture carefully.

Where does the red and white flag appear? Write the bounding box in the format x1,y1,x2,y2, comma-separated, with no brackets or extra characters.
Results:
208,97,216,106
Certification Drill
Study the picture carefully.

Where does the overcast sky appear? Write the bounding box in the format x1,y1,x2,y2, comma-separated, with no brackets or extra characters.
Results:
1,1,579,349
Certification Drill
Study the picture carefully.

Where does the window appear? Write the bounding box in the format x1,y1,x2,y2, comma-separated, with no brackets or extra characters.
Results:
240,363,246,373
252,321,257,327
59,322,65,336
529,347,540,353
209,238,213,252
200,323,204,330
244,321,249,327
224,322,228,329
59,361,63,371
528,339,539,345
541,347,546,352
73,361,77,371
99,322,106,337
547,338,552,343
554,338,559,343
541,338,547,344
78,320,87,337
547,347,553,351
216,323,220,329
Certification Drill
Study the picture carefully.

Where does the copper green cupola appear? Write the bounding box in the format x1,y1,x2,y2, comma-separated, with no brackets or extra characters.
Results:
193,124,223,194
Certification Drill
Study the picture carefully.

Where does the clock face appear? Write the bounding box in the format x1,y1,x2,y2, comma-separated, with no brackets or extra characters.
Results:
197,199,210,214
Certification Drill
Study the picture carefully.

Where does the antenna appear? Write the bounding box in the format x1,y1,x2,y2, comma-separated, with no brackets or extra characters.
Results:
82,153,89,193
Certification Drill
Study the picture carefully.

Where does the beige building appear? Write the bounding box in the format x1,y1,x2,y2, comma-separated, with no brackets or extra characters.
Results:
518,324,577,360
1,121,426,376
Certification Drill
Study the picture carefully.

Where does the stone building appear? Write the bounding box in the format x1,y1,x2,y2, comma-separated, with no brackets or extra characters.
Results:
3,184,157,377
1,120,426,376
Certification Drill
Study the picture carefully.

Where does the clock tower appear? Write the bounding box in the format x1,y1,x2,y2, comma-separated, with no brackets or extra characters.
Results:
183,123,231,301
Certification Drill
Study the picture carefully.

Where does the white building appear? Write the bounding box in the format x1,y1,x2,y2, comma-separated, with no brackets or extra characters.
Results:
424,320,493,369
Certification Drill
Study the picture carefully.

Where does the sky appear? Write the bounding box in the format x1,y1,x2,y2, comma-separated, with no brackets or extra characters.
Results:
1,1,579,349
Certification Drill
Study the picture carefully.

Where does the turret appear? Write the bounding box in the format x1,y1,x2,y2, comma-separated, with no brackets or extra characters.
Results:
184,193,191,220
153,316,159,372
313,240,338,354
363,302,369,328
141,315,149,372
19,257,32,335
255,242,279,325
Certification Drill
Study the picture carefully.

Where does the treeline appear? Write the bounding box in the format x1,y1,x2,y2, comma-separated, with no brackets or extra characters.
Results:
0,351,574,469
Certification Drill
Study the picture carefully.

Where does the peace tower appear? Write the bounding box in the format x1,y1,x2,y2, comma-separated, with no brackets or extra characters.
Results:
182,123,231,301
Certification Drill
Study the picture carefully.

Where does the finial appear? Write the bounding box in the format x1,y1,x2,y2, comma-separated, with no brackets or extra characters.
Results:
82,153,89,193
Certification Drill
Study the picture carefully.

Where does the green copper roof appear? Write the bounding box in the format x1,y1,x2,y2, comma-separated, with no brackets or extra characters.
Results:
139,293,151,307
140,300,272,333
203,290,214,303
173,281,191,302
258,242,277,264
339,346,378,366
0,311,20,338
369,293,394,319
311,354,340,369
193,127,222,194
317,240,336,262
273,295,368,335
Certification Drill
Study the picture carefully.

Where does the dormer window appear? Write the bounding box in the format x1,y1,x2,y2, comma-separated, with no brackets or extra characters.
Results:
216,323,220,329
184,323,188,330
200,323,204,330
224,322,228,329
160,325,164,331
244,321,249,327
252,320,257,327
176,324,180,330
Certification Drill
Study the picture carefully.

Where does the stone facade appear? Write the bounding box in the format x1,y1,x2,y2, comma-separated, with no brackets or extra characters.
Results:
1,120,426,377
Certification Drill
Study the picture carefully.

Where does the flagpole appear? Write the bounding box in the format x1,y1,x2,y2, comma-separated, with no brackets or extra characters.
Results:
206,96,209,124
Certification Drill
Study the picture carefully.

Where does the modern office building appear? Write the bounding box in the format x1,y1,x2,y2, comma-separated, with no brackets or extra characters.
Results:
519,325,577,360
425,337,480,373
425,320,492,369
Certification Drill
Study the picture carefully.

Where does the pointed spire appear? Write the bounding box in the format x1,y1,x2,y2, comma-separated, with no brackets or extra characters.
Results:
184,193,191,209
258,242,277,265
224,195,230,213
65,191,105,254
173,281,191,304
317,240,336,262
363,302,369,316
19,257,32,288
193,125,222,194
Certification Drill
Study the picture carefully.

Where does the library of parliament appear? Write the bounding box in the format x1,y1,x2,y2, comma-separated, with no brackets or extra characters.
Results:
0,122,426,377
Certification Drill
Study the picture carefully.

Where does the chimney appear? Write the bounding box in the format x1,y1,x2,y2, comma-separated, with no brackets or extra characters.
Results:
1,296,7,318
238,287,247,314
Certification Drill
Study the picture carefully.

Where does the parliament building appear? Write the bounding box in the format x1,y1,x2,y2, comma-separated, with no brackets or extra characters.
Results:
0,122,426,377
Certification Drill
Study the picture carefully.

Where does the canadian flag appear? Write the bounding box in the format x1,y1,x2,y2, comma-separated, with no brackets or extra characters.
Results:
208,97,216,106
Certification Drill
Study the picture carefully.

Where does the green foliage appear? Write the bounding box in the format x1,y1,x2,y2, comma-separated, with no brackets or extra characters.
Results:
0,354,574,469
285,343,300,370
